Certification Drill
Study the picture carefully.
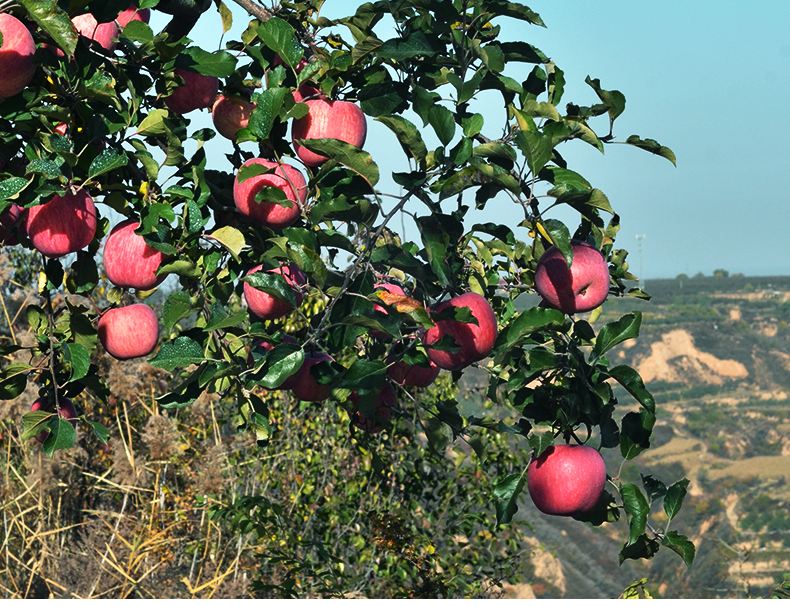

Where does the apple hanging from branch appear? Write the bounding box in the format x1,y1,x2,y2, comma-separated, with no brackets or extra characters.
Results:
0,14,37,99
233,158,306,229
291,99,367,167
25,190,97,258
30,397,78,444
103,219,170,291
164,68,219,115
534,241,611,314
243,263,306,320
98,304,160,360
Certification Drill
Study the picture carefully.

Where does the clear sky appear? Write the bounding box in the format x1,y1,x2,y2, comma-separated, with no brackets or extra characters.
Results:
158,1,790,279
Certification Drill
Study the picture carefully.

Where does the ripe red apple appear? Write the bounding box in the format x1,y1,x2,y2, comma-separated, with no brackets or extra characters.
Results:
0,204,23,246
386,356,440,388
248,334,300,390
103,219,169,290
115,4,151,28
212,95,255,140
527,444,607,516
291,99,367,167
291,351,333,402
98,303,159,360
243,263,306,320
534,241,610,314
0,14,36,99
233,158,306,229
423,292,497,371
164,68,219,115
72,13,119,52
351,383,396,433
30,397,78,443
25,190,97,258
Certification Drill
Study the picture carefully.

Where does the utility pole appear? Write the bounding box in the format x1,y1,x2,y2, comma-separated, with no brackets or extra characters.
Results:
635,234,646,291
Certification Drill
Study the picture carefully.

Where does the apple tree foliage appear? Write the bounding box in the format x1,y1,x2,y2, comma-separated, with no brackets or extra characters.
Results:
0,0,694,571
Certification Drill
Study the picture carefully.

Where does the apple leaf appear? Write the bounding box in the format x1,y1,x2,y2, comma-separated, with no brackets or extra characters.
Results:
377,31,438,61
86,420,110,445
0,177,29,202
493,468,527,527
20,411,51,442
204,309,247,333
249,87,291,140
135,109,170,137
555,188,614,215
538,219,573,267
620,483,649,546
515,130,552,175
661,531,695,569
594,312,642,356
242,272,297,308
0,362,31,400
640,474,667,503
180,48,238,78
207,226,246,262
375,115,428,164
64,343,90,381
42,417,76,458
163,291,192,332
619,410,654,460
19,0,78,57
663,478,690,523
607,364,655,415
336,359,387,391
27,159,62,180
149,336,206,372
257,17,303,68
88,148,128,179
500,307,565,351
527,430,555,458
158,365,205,409
251,343,304,390
296,139,380,186
624,135,677,166
427,105,455,146
619,533,660,565
157,259,201,278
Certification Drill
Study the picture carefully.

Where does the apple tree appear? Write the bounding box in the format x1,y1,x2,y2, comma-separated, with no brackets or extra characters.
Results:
0,0,695,580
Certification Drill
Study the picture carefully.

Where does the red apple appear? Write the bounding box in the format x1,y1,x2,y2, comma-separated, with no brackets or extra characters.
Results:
233,158,306,229
423,292,497,371
98,303,159,360
212,94,255,140
534,241,610,314
115,4,151,28
243,263,306,320
248,334,300,390
291,99,367,167
103,219,169,290
164,68,219,115
25,190,97,258
291,351,333,402
527,444,607,516
0,204,22,246
30,397,78,443
0,14,36,99
386,356,440,388
351,383,396,433
72,13,119,52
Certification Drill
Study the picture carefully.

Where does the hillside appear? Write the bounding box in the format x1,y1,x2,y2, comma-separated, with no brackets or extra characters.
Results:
503,276,790,598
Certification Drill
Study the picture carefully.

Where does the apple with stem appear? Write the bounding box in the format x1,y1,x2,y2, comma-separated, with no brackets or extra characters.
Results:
291,99,367,167
233,158,306,229
98,304,159,360
243,263,306,320
25,190,97,258
423,292,497,371
103,219,170,291
72,13,119,52
534,241,610,314
527,444,607,516
0,14,36,99
291,351,333,402
351,383,396,433
386,355,440,388
116,4,151,28
164,68,219,115
30,397,78,443
0,204,23,246
212,95,255,140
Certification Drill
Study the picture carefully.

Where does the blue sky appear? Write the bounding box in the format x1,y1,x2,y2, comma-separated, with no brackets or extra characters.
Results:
157,1,790,279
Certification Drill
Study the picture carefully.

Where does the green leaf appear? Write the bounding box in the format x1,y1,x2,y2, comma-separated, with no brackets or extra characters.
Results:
502,307,565,351
249,87,290,140
541,218,572,266
624,135,677,166
257,343,304,390
135,109,170,137
258,16,303,68
42,417,76,457
594,312,641,356
415,214,463,286
608,365,655,415
157,259,201,278
619,533,660,565
488,1,545,26
21,411,50,441
621,483,649,546
64,343,90,381
377,31,437,60
461,113,484,138
428,105,455,147
0,177,29,202
663,479,690,523
527,431,555,458
181,47,238,78
619,410,654,460
149,336,205,372
585,76,626,123
0,362,31,399
27,159,62,180
336,359,386,392
163,292,192,332
86,420,110,445
207,226,245,262
242,272,296,308
88,148,128,179
515,130,552,175
662,531,695,569
640,474,667,503
296,139,379,186
20,0,78,56
375,115,428,164
204,309,246,333
494,469,527,527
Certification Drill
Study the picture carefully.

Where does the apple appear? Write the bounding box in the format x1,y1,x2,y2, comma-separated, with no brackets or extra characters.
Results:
534,241,610,314
527,444,607,516
351,383,396,433
30,397,78,443
98,303,159,360
291,351,333,402
423,292,497,371
243,263,306,320
116,4,151,28
103,219,170,290
25,190,97,258
0,204,22,246
291,99,367,167
386,356,440,388
72,13,119,52
212,95,255,140
0,14,36,99
164,68,219,115
233,158,306,229
248,334,300,390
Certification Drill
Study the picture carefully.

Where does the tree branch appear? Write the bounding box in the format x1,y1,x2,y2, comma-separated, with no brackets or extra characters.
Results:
226,0,273,21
